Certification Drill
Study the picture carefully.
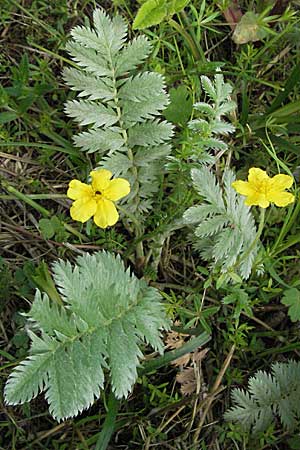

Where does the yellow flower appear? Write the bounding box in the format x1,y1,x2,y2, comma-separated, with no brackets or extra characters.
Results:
67,169,130,228
232,167,295,208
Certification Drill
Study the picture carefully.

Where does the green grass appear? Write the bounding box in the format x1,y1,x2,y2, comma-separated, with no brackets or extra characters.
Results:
1,0,300,449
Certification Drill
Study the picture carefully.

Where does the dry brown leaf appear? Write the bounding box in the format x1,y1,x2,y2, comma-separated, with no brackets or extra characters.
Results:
165,328,192,366
192,347,209,363
165,330,185,349
176,347,209,395
176,367,197,396
172,352,192,367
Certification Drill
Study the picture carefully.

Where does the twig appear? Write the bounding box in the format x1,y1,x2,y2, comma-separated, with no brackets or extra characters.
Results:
193,344,236,443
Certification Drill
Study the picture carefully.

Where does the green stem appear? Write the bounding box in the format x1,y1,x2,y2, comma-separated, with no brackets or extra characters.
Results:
94,391,119,450
169,18,205,62
0,194,67,200
1,178,88,242
272,234,300,257
110,59,144,258
179,10,206,63
1,178,51,218
271,200,300,254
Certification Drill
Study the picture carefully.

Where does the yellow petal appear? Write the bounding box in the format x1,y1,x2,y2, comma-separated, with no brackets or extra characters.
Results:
93,198,119,228
70,197,97,223
67,180,93,200
267,191,295,207
269,174,294,191
90,169,112,193
248,167,270,185
103,178,130,201
244,192,269,208
232,180,256,197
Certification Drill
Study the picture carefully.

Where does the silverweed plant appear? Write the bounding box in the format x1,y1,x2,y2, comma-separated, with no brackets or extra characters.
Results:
183,167,259,282
184,165,295,284
225,360,300,433
4,252,171,421
187,70,236,164
63,8,173,223
2,2,300,449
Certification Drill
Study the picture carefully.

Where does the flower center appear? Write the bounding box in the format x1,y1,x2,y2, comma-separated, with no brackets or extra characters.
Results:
95,191,102,195
256,180,268,195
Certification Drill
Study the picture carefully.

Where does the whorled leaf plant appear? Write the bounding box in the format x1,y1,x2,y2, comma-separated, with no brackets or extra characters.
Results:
4,251,171,421
63,8,173,221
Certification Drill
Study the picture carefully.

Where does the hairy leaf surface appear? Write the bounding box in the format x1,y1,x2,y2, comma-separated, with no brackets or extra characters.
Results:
5,252,170,421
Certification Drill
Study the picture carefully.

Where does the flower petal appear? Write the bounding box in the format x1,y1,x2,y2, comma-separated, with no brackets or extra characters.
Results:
90,169,112,193
70,198,97,222
67,180,93,200
267,191,295,207
248,167,270,185
244,192,270,208
93,198,119,228
103,178,130,201
269,174,294,191
232,180,256,197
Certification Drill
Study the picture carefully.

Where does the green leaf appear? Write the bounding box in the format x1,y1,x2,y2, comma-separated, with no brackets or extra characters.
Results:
123,93,169,123
31,261,62,305
164,86,193,124
281,288,300,322
223,288,253,322
288,436,300,450
66,42,112,77
133,0,167,30
93,9,127,55
195,215,228,237
183,205,216,224
200,75,217,100
115,36,152,76
0,111,18,124
62,68,115,101
133,0,190,29
39,218,56,239
128,120,173,147
186,167,257,281
4,351,52,405
119,72,166,102
73,129,125,154
173,0,190,11
266,63,300,114
225,361,300,433
5,252,171,421
65,100,118,128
